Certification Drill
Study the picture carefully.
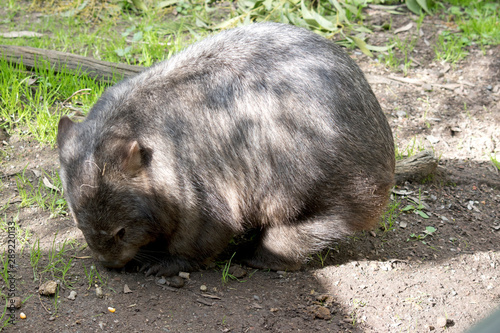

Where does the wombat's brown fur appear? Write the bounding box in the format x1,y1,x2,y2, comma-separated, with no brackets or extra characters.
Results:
57,23,395,276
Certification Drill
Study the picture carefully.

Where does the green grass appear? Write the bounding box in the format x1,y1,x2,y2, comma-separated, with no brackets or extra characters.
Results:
436,0,500,62
315,248,331,267
30,239,43,281
221,252,236,284
40,237,77,287
0,58,108,147
83,263,107,290
0,253,9,290
0,296,12,331
395,137,425,161
434,31,470,64
28,235,78,289
13,166,68,217
380,15,424,75
380,199,402,232
0,214,31,255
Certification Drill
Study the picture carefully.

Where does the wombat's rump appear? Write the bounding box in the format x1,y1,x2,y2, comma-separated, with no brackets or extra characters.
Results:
57,23,395,276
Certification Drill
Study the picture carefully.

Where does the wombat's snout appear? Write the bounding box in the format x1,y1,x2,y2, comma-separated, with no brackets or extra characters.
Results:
93,251,129,269
98,258,123,269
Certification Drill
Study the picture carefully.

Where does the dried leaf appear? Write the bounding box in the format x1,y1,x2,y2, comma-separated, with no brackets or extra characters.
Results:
349,36,373,57
43,177,60,192
394,22,413,34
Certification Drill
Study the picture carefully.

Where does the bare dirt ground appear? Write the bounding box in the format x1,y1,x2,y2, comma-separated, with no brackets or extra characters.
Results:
1,6,499,333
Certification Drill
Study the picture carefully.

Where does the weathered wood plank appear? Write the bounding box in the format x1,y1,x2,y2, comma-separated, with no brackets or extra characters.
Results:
0,44,144,82
395,150,438,184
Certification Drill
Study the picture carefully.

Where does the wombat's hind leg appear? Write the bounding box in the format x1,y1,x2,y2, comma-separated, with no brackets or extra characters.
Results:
243,219,342,272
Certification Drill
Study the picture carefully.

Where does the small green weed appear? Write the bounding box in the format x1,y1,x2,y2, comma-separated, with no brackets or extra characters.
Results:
39,237,76,287
381,15,424,75
83,264,107,289
407,226,436,245
13,167,67,217
30,239,43,281
221,252,236,284
401,200,429,219
0,253,9,289
315,248,331,267
0,215,31,254
445,1,500,47
434,31,470,64
380,199,401,232
395,137,425,160
0,296,12,331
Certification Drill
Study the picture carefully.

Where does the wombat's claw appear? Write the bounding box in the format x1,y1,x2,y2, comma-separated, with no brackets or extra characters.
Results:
138,264,150,273
143,264,161,277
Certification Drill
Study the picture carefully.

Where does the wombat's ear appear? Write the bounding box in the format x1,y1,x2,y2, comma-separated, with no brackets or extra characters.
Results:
57,116,75,149
122,141,143,175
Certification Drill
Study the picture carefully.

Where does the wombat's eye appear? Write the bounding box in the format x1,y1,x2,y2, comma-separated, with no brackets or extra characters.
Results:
116,228,126,240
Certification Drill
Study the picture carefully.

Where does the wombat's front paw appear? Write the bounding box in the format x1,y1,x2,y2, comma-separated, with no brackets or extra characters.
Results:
140,257,197,277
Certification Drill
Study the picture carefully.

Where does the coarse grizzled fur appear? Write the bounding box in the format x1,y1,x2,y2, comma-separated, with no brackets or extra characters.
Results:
57,22,395,276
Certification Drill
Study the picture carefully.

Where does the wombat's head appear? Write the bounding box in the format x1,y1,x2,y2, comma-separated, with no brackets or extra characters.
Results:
57,116,157,268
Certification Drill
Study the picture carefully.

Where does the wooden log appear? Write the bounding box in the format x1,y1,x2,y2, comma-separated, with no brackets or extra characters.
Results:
394,150,438,184
0,44,144,82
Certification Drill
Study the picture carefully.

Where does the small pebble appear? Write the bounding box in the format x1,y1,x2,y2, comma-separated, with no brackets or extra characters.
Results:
95,286,103,298
39,280,58,296
228,266,247,279
67,291,77,300
9,297,22,309
157,278,167,285
312,306,332,320
200,285,207,292
169,276,185,288
123,284,133,294
426,135,440,144
437,316,448,328
179,272,190,279
396,110,407,118
422,84,433,91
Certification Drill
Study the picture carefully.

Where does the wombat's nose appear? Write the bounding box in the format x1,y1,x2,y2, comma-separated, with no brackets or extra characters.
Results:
94,254,122,268
99,259,125,269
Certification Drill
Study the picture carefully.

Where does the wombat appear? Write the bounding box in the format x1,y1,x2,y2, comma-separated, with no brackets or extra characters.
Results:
57,22,395,277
